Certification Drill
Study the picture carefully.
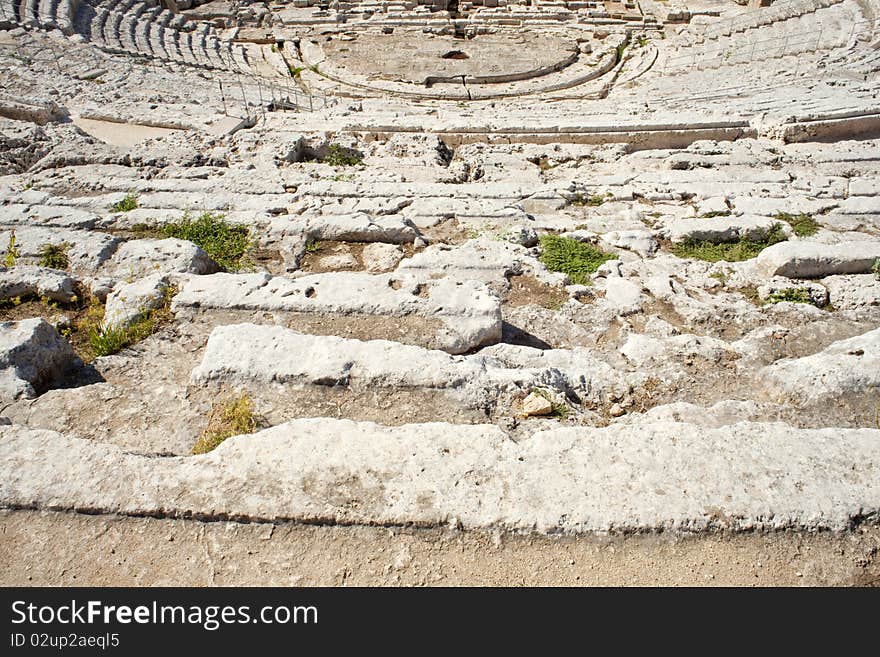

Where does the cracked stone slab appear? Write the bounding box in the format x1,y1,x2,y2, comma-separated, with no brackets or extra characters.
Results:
0,266,79,303
762,327,880,401
0,318,78,401
103,274,170,330
756,240,880,278
395,239,528,285
190,323,627,406
0,226,120,274
101,238,220,279
171,272,502,354
0,418,877,533
269,213,420,244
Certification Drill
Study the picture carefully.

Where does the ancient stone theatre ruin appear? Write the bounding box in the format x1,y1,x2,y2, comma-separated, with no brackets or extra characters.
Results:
0,0,878,584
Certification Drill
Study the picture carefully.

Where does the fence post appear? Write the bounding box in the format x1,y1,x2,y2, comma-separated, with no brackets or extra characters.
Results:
238,74,249,120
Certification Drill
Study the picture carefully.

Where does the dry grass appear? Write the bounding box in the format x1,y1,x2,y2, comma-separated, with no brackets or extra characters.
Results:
192,393,260,455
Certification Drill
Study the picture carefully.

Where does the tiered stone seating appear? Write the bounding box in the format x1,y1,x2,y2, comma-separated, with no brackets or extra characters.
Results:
664,0,862,74
0,0,253,73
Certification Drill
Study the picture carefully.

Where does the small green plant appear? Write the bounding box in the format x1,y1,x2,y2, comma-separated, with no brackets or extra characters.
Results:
88,312,158,357
571,192,612,207
37,242,71,270
616,42,628,61
709,268,732,286
767,288,816,305
534,388,569,419
4,230,19,268
322,144,363,167
701,210,731,218
129,222,162,237
670,224,787,262
192,393,260,454
304,238,322,253
776,212,819,237
538,234,614,285
636,35,648,48
77,287,175,359
110,192,139,213
873,258,880,280
289,65,305,78
0,295,22,309
160,211,252,272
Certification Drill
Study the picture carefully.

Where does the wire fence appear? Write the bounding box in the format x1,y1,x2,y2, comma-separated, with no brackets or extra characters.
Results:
0,0,330,122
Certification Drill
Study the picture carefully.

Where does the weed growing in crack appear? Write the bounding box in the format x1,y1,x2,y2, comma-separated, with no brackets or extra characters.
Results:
160,211,252,272
110,192,139,213
670,224,787,262
38,242,71,270
192,393,260,454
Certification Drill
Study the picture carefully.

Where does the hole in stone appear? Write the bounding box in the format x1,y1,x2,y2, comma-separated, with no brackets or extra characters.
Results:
441,50,469,60
305,286,316,298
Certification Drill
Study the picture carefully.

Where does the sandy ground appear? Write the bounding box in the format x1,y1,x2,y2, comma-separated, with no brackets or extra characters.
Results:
72,117,181,148
1,510,878,586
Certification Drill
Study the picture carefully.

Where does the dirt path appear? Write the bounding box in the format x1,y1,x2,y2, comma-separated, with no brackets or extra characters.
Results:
1,510,878,586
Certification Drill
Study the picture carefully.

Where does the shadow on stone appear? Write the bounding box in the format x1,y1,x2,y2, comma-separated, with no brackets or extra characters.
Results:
501,321,552,350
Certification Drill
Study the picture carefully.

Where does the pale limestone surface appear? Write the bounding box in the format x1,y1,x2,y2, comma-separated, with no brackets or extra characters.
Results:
0,0,879,557
0,318,77,401
1,418,877,533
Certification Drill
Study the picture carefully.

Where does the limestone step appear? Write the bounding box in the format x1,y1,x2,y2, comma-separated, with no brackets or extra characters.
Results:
2,418,877,533
170,271,502,354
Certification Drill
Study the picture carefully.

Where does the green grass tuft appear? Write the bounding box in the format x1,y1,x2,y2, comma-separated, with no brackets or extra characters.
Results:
38,242,71,270
192,393,260,454
160,211,252,272
767,288,816,305
77,288,175,359
776,212,819,237
538,234,614,285
88,312,157,357
571,192,612,207
110,193,139,213
670,224,787,262
322,144,363,167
